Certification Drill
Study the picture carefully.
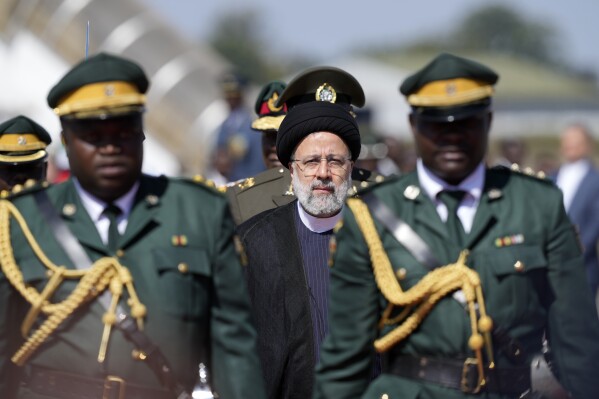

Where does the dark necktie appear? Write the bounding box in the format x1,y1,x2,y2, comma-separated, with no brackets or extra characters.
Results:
103,204,122,254
438,190,467,248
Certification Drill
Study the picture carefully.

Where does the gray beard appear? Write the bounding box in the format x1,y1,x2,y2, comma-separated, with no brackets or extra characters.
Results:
292,171,352,217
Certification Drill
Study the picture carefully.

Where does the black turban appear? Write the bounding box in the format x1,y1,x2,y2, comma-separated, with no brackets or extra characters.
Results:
276,101,361,167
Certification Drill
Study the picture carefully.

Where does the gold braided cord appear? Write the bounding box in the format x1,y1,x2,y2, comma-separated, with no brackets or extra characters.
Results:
0,199,147,366
346,198,494,384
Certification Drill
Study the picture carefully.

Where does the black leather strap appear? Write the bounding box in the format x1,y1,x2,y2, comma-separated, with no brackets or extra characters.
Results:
27,365,173,399
362,193,441,270
388,355,531,395
117,315,190,398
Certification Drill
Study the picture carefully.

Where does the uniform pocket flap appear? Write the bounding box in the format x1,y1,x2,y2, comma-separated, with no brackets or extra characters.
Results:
480,245,547,277
152,247,211,276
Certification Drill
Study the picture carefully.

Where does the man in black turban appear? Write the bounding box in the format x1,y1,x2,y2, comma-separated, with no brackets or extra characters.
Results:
236,66,370,399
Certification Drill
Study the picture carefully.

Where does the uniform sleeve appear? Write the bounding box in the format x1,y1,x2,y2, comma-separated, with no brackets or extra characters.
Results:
313,207,380,399
208,199,267,399
543,189,599,399
0,274,24,397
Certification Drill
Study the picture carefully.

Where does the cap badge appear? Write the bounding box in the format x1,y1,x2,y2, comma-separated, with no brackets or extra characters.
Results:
446,82,457,96
267,92,283,112
315,83,337,103
104,84,115,97
17,136,27,146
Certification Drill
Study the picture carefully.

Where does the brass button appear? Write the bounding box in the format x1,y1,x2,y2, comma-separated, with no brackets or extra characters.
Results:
514,260,525,272
395,268,407,280
178,263,189,274
116,249,125,257
381,395,389,399
46,269,53,277
132,349,147,361
360,181,369,188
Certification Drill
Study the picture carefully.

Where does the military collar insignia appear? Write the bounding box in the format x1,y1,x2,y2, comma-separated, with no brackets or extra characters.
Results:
487,188,502,200
403,185,421,200
145,194,159,206
171,235,188,246
315,83,337,103
62,203,76,217
495,234,524,247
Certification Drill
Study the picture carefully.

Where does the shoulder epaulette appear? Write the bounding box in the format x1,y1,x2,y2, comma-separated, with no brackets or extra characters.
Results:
6,179,49,200
180,175,225,195
349,173,401,197
492,164,550,182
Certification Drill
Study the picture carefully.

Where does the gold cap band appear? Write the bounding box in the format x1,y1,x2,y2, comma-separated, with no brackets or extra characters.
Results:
0,134,48,151
407,78,494,107
54,81,146,117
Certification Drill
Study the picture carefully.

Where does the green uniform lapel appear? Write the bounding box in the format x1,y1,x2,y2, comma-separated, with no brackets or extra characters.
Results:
58,180,106,255
119,176,165,249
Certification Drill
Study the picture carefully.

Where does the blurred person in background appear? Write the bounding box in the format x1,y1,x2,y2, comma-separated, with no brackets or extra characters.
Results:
226,80,295,225
555,123,599,303
213,72,265,182
493,137,527,168
0,115,52,191
354,108,389,174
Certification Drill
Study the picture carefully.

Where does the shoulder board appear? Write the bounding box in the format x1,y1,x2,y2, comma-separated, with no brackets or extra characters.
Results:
5,179,50,200
230,167,289,193
181,175,226,195
349,173,401,197
491,164,551,182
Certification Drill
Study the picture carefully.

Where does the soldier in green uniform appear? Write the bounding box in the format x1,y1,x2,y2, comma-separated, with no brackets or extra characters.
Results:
227,68,386,225
0,53,266,399
0,115,52,191
226,81,296,225
314,53,599,399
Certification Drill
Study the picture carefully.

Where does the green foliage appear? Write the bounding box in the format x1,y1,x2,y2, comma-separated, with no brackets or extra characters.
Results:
209,10,269,83
451,5,560,65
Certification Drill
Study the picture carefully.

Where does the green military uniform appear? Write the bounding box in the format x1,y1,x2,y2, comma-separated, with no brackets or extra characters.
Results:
0,53,265,399
314,54,599,399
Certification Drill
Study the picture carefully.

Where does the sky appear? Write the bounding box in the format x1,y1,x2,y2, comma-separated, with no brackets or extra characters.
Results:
139,0,599,77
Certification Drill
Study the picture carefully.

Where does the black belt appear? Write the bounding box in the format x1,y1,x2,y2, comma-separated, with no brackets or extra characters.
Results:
388,355,531,395
26,366,174,399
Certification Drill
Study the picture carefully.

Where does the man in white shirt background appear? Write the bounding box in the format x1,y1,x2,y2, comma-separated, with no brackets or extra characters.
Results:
555,123,599,307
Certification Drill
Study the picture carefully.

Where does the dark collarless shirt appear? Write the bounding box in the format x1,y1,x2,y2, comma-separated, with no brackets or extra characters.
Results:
293,208,333,363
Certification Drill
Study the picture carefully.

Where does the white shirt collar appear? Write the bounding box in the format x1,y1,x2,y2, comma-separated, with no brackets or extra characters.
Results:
73,178,139,222
417,158,485,201
296,201,343,233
